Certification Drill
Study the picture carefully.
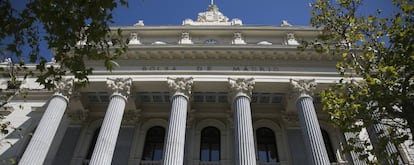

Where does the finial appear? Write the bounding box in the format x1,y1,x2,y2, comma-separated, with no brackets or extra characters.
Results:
211,0,214,5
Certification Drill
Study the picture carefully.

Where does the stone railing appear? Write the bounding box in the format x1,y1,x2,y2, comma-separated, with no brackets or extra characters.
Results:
140,160,162,165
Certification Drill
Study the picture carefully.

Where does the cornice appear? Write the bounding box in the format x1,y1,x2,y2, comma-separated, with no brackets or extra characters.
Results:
111,25,320,32
114,46,337,61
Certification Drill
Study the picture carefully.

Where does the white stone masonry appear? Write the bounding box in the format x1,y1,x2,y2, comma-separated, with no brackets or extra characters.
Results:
19,79,73,165
291,79,330,165
162,77,193,165
89,78,132,165
228,78,257,165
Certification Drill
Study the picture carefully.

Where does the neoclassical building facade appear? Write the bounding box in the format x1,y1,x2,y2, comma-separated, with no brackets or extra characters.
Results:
1,4,413,165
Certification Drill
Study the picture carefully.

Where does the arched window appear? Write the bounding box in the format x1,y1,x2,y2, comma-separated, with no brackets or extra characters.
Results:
321,129,337,162
142,126,165,161
256,127,279,162
200,127,220,161
86,127,100,160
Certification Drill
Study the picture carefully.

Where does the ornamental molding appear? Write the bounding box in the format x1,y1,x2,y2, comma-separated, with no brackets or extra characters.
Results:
182,4,242,26
107,77,133,98
197,4,228,23
120,48,338,62
290,79,317,97
228,78,255,101
286,32,299,46
167,77,193,99
128,32,141,45
232,32,246,45
178,32,193,44
54,78,74,100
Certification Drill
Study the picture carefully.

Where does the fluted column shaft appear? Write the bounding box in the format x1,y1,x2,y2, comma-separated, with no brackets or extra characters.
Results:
89,78,132,165
368,124,404,164
343,132,367,165
233,96,257,165
291,79,329,165
162,77,193,165
89,94,126,165
228,78,256,165
162,95,188,165
19,79,73,165
19,95,68,165
296,95,330,165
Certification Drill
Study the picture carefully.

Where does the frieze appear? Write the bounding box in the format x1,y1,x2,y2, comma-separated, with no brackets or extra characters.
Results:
139,66,280,72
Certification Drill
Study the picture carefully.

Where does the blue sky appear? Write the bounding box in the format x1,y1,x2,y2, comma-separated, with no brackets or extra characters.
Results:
111,0,395,26
6,0,396,62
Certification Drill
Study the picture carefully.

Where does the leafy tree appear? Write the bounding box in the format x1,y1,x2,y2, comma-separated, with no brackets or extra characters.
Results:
305,0,413,164
0,0,128,156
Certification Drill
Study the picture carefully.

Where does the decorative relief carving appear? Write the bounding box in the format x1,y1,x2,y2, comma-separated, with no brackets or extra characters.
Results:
286,32,299,46
197,4,229,23
167,77,193,98
54,78,74,100
232,32,246,45
182,4,241,26
107,78,133,97
290,79,317,97
128,32,141,45
133,20,144,26
281,20,292,27
178,32,193,44
228,78,255,101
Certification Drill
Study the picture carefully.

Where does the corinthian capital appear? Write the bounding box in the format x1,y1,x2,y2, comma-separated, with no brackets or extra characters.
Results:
290,79,317,97
228,78,255,101
107,78,133,97
54,78,74,100
167,77,193,99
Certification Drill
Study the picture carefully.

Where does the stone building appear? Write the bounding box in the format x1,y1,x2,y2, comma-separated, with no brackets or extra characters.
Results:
1,3,413,165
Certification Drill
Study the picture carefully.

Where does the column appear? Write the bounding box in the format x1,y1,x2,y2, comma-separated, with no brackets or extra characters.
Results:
162,77,193,165
19,79,73,165
228,78,257,165
290,79,330,165
343,132,367,165
89,78,132,165
368,124,404,164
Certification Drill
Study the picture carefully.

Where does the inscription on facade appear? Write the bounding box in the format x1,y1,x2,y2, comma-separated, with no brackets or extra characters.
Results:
140,66,279,71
